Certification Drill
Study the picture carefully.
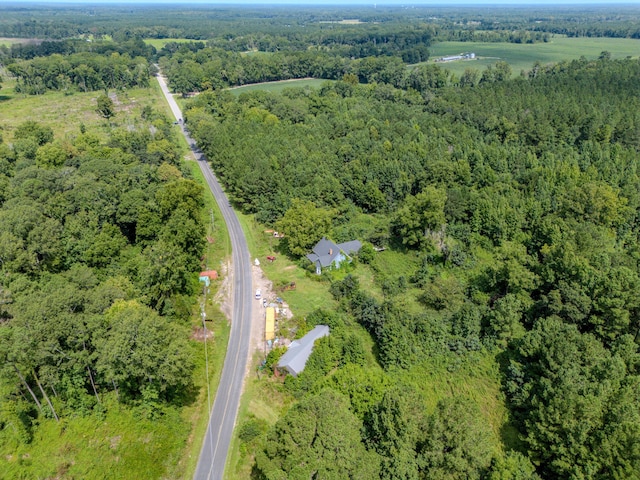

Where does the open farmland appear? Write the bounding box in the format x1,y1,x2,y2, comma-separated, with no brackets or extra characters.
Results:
427,36,640,76
0,80,171,141
0,37,41,47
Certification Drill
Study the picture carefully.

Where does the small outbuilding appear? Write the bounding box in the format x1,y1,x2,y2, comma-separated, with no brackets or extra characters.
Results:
277,325,330,377
198,270,218,287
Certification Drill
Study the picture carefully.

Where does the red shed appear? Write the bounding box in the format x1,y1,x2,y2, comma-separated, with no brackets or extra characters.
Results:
199,270,218,280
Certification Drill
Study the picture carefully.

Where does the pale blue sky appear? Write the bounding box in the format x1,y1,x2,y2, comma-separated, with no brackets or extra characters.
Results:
4,0,640,4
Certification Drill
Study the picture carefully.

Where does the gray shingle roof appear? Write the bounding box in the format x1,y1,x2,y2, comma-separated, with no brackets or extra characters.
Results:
306,237,341,267
337,240,362,255
277,325,330,377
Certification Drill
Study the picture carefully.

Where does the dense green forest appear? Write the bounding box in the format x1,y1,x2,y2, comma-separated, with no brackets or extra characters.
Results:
0,108,206,460
181,55,640,479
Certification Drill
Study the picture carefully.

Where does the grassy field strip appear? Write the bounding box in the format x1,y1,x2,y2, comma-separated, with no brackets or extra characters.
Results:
225,363,296,479
143,38,203,49
0,37,39,47
229,78,330,95
178,320,230,479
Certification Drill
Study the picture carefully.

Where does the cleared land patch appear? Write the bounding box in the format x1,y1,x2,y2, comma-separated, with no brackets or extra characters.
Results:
143,37,203,49
229,78,331,95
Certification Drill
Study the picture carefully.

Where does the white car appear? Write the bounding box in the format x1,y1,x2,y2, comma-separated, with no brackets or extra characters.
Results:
255,289,261,300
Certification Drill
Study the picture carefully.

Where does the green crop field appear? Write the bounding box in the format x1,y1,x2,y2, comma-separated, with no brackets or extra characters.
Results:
427,36,640,77
229,78,331,94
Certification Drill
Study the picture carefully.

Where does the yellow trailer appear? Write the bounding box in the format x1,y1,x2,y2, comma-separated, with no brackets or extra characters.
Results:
265,307,275,341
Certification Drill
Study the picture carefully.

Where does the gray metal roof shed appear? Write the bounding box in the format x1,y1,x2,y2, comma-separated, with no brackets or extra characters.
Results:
277,325,330,377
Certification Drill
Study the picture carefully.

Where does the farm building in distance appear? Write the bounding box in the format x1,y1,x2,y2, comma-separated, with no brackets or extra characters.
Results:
436,52,476,62
277,325,330,377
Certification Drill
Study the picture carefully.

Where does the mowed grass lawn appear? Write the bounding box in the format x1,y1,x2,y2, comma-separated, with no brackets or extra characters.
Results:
427,36,640,77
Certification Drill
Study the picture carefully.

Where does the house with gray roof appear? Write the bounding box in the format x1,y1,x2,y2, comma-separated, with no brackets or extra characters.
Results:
277,325,330,377
306,237,362,275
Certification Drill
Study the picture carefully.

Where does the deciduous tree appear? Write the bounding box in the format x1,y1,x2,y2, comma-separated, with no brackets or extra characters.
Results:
276,198,333,257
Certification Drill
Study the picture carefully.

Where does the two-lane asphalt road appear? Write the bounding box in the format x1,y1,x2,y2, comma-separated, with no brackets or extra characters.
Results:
156,73,253,480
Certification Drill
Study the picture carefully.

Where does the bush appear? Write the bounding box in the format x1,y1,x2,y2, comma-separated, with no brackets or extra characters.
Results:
264,346,287,370
358,242,376,264
238,417,268,444
329,274,360,300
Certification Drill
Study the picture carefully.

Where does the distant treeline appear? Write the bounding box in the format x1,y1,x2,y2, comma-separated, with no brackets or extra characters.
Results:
159,40,512,94
159,46,424,93
1,5,640,50
1,37,155,61
7,51,154,95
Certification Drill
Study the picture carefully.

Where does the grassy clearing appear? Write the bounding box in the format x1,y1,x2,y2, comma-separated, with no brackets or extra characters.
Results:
404,351,512,454
0,37,39,47
372,248,421,278
143,38,201,49
225,359,296,479
1,396,188,479
0,324,230,480
229,78,331,95
427,36,640,77
0,79,169,142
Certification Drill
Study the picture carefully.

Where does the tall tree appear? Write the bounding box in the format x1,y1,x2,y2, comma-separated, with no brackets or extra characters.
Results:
96,93,115,120
394,186,446,249
256,390,380,479
94,300,193,401
276,198,333,257
418,397,493,479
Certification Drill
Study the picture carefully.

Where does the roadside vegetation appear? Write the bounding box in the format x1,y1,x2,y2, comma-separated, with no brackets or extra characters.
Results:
0,71,230,478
